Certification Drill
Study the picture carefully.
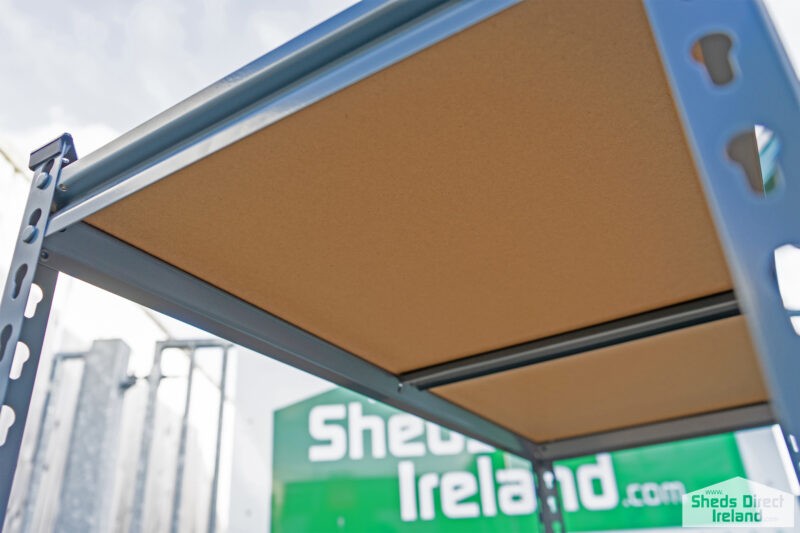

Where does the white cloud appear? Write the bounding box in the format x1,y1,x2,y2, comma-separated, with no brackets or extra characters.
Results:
0,0,358,157
764,0,800,78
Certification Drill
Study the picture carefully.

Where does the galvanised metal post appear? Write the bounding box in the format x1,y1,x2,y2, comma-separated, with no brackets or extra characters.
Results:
0,134,76,529
170,347,196,533
53,340,131,533
129,343,164,533
20,351,85,533
207,346,229,533
129,340,234,533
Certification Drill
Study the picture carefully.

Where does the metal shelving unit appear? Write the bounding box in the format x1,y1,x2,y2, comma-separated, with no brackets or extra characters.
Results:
1,1,798,531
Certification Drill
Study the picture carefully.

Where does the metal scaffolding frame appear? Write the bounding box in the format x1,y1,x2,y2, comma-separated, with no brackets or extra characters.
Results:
0,1,798,531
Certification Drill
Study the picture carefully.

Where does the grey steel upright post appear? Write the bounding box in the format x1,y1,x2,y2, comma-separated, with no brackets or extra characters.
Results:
645,0,800,484
533,460,566,533
0,134,76,530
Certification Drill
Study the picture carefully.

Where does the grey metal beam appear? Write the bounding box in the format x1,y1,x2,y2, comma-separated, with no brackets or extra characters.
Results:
0,267,58,533
42,223,776,468
533,403,775,462
41,222,531,457
11,1,790,489
158,340,232,351
46,0,520,235
401,292,739,390
52,0,450,204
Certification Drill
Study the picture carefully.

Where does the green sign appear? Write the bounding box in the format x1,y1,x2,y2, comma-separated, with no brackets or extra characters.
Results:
272,388,746,532
682,477,795,528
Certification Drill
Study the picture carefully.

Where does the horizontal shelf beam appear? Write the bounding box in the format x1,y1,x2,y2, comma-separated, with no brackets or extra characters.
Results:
42,224,769,464
41,222,530,457
46,0,519,235
532,403,774,461
402,291,739,390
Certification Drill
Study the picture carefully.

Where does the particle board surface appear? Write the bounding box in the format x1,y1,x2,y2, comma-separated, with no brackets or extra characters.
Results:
88,0,733,374
434,316,768,442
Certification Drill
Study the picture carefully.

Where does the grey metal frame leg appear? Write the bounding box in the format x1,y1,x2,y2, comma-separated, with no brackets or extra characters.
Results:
645,0,800,485
533,460,566,533
0,134,75,529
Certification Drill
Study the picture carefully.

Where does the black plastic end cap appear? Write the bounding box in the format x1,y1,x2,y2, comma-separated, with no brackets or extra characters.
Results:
28,133,78,170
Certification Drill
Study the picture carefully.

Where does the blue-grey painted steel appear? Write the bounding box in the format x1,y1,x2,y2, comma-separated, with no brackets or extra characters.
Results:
46,0,520,235
0,266,58,532
532,460,565,533
0,136,71,406
3,7,790,517
41,223,531,457
40,224,777,465
534,403,774,462
0,135,73,530
402,291,739,389
645,0,800,481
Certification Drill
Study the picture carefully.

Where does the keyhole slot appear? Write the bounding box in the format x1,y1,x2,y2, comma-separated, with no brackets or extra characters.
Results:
0,325,11,362
12,264,28,300
774,244,800,336
692,33,735,86
24,284,43,319
0,405,15,447
28,209,41,227
727,126,782,197
10,342,30,380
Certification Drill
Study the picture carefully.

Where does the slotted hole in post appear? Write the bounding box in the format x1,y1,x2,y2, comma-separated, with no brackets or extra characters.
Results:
775,245,800,311
0,325,11,362
12,264,28,299
790,434,799,454
24,284,43,319
28,209,41,227
691,33,735,86
0,405,15,446
774,245,800,336
10,342,29,380
544,470,555,489
547,495,558,514
727,126,782,196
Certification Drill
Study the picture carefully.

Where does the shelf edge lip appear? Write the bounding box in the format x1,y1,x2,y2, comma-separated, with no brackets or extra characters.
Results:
531,403,774,461
402,291,740,390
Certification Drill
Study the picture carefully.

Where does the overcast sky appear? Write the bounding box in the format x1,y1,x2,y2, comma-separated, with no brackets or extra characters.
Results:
0,0,357,158
0,0,797,160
